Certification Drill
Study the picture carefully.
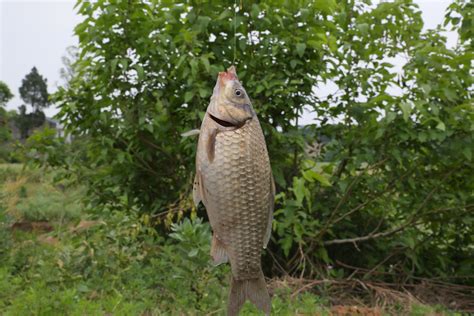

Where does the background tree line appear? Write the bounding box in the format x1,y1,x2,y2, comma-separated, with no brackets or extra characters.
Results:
0,67,51,161
30,0,472,290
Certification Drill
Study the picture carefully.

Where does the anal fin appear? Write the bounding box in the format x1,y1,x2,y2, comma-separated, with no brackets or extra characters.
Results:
211,234,228,266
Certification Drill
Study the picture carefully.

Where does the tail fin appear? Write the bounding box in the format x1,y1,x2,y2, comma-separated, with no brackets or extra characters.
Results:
227,271,271,316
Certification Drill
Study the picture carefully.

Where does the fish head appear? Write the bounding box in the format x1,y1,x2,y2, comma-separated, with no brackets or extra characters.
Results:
207,66,254,126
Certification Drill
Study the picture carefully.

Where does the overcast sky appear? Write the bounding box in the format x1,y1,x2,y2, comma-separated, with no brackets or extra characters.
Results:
0,0,457,118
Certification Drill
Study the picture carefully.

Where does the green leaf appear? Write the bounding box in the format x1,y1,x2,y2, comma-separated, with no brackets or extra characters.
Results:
462,148,472,161
314,0,337,14
184,91,194,103
188,249,198,257
357,23,369,35
217,9,231,20
386,111,396,123
317,247,330,263
296,43,306,58
176,55,186,69
303,170,331,186
436,121,446,131
110,59,119,74
251,4,260,19
399,102,412,121
120,58,128,71
443,87,457,101
281,236,293,257
293,177,306,205
135,64,145,81
198,87,209,98
200,56,210,74
327,35,337,52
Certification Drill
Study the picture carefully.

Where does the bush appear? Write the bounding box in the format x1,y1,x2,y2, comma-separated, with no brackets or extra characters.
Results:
45,0,474,286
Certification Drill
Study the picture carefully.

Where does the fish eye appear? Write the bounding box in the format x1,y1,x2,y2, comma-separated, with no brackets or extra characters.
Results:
234,89,243,97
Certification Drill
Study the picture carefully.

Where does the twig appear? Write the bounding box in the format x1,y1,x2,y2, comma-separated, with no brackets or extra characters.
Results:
266,248,287,275
317,165,410,242
323,222,414,245
323,170,454,246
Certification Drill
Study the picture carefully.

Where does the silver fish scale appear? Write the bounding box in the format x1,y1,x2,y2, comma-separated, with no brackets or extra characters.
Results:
200,117,272,280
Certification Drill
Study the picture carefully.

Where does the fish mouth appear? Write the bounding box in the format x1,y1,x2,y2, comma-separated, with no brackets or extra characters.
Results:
218,71,236,83
218,65,238,85
209,113,240,128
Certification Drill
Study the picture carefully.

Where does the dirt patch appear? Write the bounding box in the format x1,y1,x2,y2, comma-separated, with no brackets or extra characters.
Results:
70,220,104,233
269,276,474,314
37,234,59,246
11,221,54,233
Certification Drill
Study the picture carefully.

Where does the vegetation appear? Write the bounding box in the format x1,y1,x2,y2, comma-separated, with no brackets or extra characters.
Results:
0,81,14,107
15,67,50,140
0,81,15,162
2,0,473,314
0,165,460,315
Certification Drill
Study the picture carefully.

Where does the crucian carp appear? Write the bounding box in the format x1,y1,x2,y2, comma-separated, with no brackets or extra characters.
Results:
193,66,275,315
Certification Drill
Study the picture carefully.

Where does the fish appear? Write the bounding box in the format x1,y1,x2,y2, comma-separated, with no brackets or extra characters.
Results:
193,66,275,315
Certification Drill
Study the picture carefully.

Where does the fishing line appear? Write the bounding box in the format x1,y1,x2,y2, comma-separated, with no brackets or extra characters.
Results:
233,0,243,65
233,0,237,64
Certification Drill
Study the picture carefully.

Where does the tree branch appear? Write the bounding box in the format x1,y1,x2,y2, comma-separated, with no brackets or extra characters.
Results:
323,170,456,246
323,219,416,246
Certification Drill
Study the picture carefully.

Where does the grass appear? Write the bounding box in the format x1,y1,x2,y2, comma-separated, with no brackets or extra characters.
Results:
0,164,460,315
1,164,83,223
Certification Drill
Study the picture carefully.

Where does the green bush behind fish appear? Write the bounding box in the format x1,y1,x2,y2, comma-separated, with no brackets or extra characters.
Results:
31,0,474,291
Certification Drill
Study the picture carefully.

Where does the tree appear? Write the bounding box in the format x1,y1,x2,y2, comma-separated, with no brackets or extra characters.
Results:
19,67,49,112
0,81,14,107
60,46,79,89
0,81,14,144
15,67,50,139
52,0,472,285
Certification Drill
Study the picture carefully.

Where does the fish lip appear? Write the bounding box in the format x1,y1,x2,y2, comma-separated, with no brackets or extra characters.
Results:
208,112,251,129
218,66,238,85
218,72,236,86
209,113,238,128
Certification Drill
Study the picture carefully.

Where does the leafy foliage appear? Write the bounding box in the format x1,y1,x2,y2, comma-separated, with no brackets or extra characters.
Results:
48,0,474,289
0,81,14,153
0,81,14,107
271,0,473,282
19,67,50,112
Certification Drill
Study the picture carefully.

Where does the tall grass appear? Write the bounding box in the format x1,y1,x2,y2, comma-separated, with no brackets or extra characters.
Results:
1,164,83,223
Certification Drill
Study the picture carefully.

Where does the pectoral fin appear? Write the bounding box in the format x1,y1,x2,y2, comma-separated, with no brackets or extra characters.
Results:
211,234,228,265
206,128,219,163
181,129,200,137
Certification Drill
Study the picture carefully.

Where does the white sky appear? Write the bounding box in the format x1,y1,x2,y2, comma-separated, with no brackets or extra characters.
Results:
0,0,457,118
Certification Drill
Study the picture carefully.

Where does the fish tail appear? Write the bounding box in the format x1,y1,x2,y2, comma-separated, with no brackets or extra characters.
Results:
227,271,271,316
